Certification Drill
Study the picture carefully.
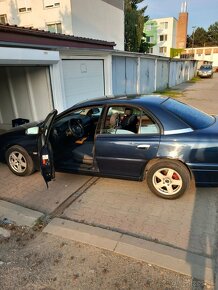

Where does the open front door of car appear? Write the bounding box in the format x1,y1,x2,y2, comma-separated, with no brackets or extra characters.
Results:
38,109,58,187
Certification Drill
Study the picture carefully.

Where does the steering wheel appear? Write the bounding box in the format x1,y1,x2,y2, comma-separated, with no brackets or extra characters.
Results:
67,119,84,139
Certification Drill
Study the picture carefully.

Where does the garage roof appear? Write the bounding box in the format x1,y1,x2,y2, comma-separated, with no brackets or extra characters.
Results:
0,24,116,50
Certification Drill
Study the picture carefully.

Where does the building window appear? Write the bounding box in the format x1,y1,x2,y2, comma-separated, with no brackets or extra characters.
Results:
160,34,167,41
159,47,167,54
17,0,32,12
44,0,60,8
47,22,62,33
160,22,168,29
0,14,7,24
149,47,153,54
205,49,211,55
146,24,152,31
146,36,154,43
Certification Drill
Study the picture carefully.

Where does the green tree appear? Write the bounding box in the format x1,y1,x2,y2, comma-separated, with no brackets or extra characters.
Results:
192,27,208,47
186,22,218,48
207,22,218,46
125,0,149,52
186,34,192,48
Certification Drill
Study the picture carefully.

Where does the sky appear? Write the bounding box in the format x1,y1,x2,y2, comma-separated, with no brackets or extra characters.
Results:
139,0,218,34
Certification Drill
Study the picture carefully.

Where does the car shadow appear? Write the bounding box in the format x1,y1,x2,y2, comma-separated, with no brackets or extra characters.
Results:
186,184,218,288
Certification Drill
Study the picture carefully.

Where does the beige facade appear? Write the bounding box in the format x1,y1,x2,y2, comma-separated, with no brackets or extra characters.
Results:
181,47,218,69
0,0,124,50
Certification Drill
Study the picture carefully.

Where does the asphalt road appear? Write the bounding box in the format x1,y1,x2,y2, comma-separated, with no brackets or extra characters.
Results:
176,73,218,114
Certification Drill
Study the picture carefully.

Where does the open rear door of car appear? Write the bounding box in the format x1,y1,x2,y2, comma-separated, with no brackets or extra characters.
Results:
38,109,58,187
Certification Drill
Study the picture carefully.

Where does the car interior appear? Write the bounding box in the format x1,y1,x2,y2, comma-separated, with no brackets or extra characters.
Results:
50,107,101,171
49,105,159,171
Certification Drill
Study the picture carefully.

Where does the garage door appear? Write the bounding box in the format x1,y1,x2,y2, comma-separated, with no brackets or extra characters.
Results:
112,56,137,95
0,66,53,130
62,60,105,108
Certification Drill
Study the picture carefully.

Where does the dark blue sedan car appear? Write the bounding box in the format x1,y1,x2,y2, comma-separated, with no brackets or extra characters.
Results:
0,95,217,199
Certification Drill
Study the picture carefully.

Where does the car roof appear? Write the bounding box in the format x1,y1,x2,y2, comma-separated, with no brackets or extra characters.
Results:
72,94,168,108
60,94,188,132
56,94,216,134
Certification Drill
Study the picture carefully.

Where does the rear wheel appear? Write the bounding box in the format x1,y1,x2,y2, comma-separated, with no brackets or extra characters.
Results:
146,160,190,199
5,145,35,176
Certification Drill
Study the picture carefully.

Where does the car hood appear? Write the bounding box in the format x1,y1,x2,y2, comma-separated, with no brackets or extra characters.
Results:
0,121,41,136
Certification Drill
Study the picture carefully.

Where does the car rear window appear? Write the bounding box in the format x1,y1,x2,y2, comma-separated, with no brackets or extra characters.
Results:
162,98,214,130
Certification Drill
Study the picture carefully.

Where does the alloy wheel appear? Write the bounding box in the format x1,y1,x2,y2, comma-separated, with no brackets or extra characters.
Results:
152,167,183,196
8,151,27,173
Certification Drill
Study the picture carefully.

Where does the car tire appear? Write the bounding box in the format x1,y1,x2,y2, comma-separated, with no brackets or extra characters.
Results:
146,160,190,199
5,145,35,176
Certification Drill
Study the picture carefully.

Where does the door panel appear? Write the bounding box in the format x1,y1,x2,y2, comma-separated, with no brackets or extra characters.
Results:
95,134,160,178
38,109,57,185
95,105,160,178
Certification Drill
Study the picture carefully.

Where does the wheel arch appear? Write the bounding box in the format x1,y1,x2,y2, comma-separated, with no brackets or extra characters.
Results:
143,157,194,180
5,144,35,176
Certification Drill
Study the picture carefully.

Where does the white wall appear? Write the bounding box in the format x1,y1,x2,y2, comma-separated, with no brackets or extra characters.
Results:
0,0,124,50
71,0,124,50
0,0,73,32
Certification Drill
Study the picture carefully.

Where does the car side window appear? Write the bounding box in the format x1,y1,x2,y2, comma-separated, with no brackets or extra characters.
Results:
139,111,160,134
102,106,159,135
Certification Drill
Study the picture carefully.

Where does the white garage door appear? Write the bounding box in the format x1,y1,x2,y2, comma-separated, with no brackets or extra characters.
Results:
62,60,105,108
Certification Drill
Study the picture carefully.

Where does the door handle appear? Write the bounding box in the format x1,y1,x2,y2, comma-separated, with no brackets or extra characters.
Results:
137,144,150,149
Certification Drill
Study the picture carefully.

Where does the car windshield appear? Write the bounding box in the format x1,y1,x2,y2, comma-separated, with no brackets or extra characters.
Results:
162,98,215,130
200,65,212,70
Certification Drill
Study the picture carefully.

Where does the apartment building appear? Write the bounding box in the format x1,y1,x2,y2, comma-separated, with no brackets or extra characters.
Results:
144,2,188,57
181,47,218,69
0,0,124,50
145,17,177,57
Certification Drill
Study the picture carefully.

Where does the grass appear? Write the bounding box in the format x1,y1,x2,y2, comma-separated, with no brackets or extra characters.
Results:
154,89,183,98
187,76,201,83
155,76,202,98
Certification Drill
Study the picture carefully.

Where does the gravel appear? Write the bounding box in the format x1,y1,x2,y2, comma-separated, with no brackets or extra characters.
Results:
0,224,214,290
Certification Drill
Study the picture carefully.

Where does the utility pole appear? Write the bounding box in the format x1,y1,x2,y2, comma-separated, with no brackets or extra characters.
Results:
192,26,196,59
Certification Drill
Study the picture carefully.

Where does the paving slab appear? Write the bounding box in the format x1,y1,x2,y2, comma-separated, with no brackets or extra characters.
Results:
0,163,91,214
62,177,218,259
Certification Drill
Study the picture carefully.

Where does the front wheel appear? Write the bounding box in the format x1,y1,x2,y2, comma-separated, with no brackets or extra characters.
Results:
146,160,190,199
5,145,35,176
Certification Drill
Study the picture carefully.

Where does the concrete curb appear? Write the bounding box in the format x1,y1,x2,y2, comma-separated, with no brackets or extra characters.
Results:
43,218,215,285
0,200,43,227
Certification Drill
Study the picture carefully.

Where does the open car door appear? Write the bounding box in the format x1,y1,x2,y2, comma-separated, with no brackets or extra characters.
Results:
38,109,58,186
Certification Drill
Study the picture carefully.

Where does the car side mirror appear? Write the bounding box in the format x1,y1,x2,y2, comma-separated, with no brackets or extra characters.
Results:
25,127,39,135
